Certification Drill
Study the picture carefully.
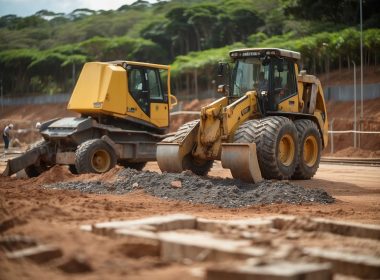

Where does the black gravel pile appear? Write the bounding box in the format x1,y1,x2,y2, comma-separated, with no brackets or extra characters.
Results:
46,168,334,208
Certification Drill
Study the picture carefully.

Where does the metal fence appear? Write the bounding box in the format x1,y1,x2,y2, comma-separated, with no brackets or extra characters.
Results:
1,93,70,106
323,83,380,101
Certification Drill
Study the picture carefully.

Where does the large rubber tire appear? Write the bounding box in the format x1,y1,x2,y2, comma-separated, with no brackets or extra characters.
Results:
119,161,147,171
164,120,200,143
292,119,322,179
183,154,213,176
234,116,299,180
24,140,50,178
68,164,78,174
25,164,48,178
165,120,213,176
75,139,117,174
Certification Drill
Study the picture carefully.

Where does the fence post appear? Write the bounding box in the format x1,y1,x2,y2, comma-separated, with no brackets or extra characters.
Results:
352,60,357,148
330,118,334,154
0,79,3,112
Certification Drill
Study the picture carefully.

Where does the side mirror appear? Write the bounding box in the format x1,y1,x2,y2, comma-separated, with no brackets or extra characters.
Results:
216,62,231,97
217,62,225,77
262,56,270,66
277,62,284,72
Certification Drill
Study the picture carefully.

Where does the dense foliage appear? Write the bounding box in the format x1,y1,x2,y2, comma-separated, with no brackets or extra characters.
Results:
0,0,379,95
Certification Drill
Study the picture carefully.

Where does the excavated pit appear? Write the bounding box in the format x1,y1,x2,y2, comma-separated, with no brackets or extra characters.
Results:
46,168,334,207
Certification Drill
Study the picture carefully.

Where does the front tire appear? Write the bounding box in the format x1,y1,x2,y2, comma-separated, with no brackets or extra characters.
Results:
24,140,50,178
75,139,116,174
234,116,299,180
68,164,78,174
25,164,48,178
292,119,322,179
163,120,213,176
183,154,213,176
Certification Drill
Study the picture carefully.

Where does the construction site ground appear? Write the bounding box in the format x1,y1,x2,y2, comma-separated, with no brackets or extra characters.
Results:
1,159,379,279
1,88,380,279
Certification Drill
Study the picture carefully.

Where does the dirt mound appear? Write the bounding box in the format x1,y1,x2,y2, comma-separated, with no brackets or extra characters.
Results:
319,66,380,87
323,97,380,156
72,166,122,183
330,147,380,158
0,104,78,122
46,168,334,207
30,165,76,185
0,104,78,145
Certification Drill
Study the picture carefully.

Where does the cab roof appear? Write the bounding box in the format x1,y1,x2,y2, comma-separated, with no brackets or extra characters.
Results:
105,60,170,70
229,48,301,61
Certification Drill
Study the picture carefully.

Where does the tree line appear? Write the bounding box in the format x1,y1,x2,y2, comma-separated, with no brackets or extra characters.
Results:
0,0,379,96
170,28,380,97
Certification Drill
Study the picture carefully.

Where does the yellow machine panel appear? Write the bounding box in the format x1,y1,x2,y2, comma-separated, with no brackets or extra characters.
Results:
150,103,169,127
67,61,174,129
67,62,127,115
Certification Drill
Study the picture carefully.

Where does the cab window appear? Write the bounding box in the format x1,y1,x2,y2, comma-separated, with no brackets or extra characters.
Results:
159,69,169,102
128,67,149,115
147,69,163,101
273,59,297,100
128,68,143,98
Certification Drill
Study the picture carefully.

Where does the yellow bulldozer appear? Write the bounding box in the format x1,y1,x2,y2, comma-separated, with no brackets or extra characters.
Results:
157,48,328,182
3,61,177,177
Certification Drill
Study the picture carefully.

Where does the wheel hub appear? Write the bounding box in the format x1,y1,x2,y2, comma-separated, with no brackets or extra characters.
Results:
278,134,295,166
303,135,318,167
91,149,111,173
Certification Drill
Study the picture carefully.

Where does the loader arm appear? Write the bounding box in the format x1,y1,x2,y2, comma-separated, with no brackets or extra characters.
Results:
193,91,259,160
157,90,263,183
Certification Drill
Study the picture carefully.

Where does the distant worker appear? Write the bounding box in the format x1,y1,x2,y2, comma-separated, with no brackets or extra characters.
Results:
2,123,13,157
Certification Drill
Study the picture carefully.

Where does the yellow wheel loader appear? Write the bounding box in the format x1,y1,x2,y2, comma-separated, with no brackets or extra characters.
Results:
3,61,177,177
157,48,328,182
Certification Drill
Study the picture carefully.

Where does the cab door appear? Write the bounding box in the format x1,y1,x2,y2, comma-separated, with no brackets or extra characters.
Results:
146,68,169,128
267,58,298,112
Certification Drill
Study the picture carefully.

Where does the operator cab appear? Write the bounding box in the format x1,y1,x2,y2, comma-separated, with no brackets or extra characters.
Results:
119,61,173,129
126,64,168,116
229,48,300,113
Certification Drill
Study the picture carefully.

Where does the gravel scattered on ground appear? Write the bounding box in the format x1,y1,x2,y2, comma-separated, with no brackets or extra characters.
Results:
46,168,335,208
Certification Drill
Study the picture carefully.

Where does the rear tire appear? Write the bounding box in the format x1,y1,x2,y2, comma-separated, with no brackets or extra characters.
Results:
24,140,50,178
292,119,322,179
68,164,78,174
183,154,213,176
75,139,116,174
164,120,200,143
234,116,299,180
25,164,48,178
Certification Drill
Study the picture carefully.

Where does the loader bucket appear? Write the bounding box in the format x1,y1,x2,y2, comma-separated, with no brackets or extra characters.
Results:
157,121,199,174
2,148,42,177
156,143,185,173
221,143,262,183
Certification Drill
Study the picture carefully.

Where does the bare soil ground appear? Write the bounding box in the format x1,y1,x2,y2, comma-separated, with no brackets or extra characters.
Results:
0,161,379,280
318,65,380,86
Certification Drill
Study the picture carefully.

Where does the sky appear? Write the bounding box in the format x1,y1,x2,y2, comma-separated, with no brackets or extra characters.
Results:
0,0,157,17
